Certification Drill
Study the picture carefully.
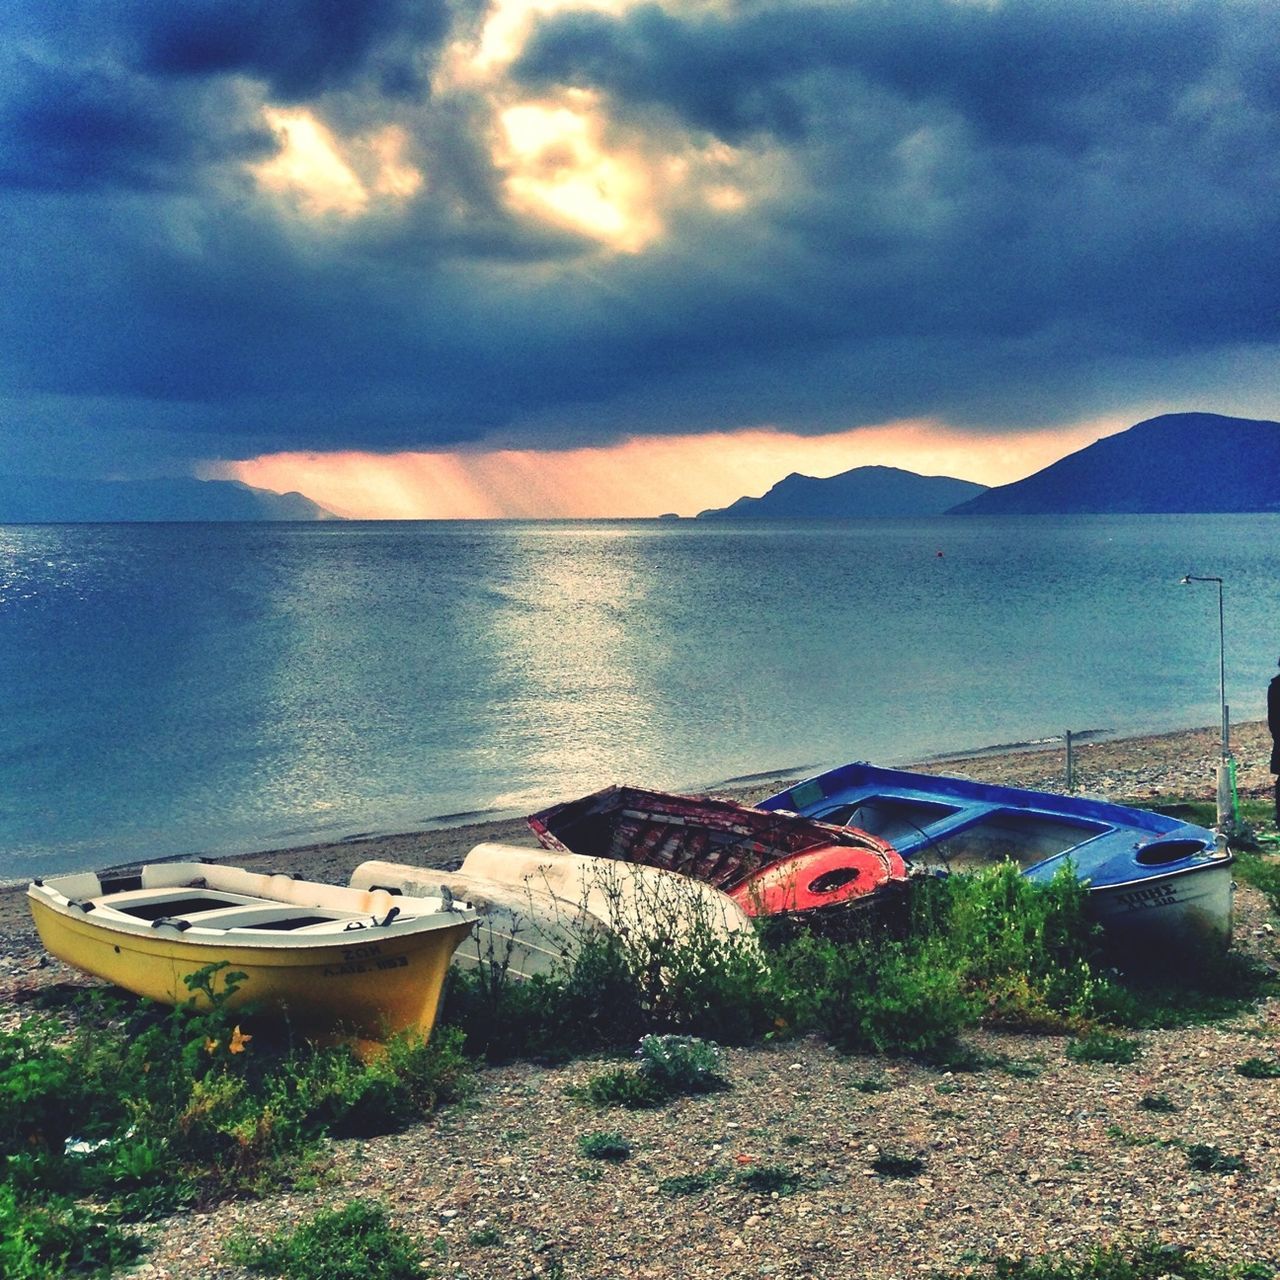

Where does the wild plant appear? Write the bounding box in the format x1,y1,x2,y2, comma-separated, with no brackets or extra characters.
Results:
1234,1057,1280,1079
0,1182,143,1280
635,1033,727,1094
735,1164,802,1195
935,1238,1272,1279
576,1131,632,1161
227,1200,423,1280
1066,1031,1142,1065
871,1151,925,1178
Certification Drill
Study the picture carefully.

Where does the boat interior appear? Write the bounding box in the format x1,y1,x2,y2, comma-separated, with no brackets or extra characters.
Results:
809,793,1113,871
37,864,422,937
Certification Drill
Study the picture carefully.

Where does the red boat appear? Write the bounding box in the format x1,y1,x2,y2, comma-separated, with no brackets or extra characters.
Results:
527,785,908,918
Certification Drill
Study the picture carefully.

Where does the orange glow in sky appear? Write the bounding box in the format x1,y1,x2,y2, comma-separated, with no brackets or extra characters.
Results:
218,417,1122,520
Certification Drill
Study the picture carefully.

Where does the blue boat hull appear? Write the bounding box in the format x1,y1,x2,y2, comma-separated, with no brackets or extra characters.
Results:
759,763,1233,950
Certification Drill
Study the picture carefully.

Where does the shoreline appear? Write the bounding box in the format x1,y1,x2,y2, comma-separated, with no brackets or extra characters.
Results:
1,717,1266,894
2,720,1271,966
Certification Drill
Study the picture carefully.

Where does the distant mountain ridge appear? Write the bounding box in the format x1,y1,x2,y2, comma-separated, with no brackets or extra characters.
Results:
948,412,1280,515
697,465,987,518
0,476,341,523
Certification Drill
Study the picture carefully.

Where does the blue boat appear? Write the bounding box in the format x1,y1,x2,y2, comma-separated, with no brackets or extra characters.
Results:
757,763,1234,950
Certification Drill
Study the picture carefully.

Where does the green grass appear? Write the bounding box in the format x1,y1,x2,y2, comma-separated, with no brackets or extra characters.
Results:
227,1200,422,1279
0,964,472,1276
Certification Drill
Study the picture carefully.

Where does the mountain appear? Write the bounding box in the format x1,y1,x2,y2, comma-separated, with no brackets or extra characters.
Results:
696,465,987,519
0,476,342,523
948,412,1280,515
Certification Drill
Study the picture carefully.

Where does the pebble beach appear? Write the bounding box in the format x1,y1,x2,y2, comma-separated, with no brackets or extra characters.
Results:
3,720,1279,1279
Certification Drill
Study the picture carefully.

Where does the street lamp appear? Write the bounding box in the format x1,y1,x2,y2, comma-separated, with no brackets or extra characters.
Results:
1180,573,1236,832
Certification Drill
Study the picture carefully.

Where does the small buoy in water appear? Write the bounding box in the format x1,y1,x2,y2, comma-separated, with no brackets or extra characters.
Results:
936,549,944,558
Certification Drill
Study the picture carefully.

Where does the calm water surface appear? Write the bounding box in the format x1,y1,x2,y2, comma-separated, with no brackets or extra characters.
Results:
2,516,1278,879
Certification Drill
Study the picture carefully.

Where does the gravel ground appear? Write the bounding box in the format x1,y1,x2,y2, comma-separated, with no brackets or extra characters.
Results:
5,721,1280,1279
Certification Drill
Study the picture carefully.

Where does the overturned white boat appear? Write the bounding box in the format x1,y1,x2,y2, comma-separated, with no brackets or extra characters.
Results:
351,841,757,981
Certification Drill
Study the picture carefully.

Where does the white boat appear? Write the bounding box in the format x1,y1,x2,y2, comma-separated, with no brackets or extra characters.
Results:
351,841,757,981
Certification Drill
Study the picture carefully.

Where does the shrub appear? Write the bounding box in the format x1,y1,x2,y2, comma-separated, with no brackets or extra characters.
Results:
1066,1032,1141,1065
735,1165,802,1195
1185,1145,1245,1175
871,1151,925,1178
228,1200,422,1280
577,1065,669,1110
660,1168,727,1196
1138,1094,1178,1112
577,1131,632,1161
1234,1057,1280,1079
636,1034,727,1094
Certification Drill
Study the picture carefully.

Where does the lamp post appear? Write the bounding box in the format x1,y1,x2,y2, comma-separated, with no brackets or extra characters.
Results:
1180,574,1235,832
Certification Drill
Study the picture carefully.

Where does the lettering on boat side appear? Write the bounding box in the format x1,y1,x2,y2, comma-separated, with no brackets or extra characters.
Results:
320,952,409,977
1114,882,1179,910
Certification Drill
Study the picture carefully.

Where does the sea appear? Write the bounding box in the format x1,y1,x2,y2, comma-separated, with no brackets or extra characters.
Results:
2,515,1278,882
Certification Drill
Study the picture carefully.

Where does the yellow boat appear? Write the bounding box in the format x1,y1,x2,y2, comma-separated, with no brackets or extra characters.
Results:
28,862,476,1051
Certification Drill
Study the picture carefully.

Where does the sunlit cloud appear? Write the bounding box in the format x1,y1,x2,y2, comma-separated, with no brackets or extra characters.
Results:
252,111,424,218
215,417,1118,520
498,96,660,250
253,109,370,217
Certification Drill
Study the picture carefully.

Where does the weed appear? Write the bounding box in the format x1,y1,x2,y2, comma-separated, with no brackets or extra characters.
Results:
468,1228,502,1246
574,1034,729,1110
871,1151,925,1178
574,1066,668,1110
0,1183,143,1280
917,1040,998,1073
1232,851,1280,916
736,1164,802,1195
1138,1093,1179,1112
227,1200,422,1279
636,1034,728,1094
1106,1126,1178,1150
0,964,473,1251
660,1168,728,1196
935,1238,1271,1278
1185,1144,1245,1174
1234,1057,1280,1079
1066,1032,1141,1064
850,1075,893,1093
577,1131,632,1161
1001,1059,1042,1079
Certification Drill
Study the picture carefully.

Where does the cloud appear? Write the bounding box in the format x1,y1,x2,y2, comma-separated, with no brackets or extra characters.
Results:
0,0,1277,480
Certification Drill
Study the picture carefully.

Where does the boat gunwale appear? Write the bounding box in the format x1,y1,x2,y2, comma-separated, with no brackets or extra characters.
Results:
28,868,476,951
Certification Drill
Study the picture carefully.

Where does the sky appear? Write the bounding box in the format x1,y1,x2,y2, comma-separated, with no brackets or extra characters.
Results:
2,0,1278,517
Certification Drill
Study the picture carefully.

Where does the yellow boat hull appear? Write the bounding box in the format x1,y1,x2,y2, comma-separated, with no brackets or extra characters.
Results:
30,895,473,1049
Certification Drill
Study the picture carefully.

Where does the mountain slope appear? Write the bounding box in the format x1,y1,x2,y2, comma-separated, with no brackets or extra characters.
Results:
948,413,1280,515
0,477,342,523
697,465,987,518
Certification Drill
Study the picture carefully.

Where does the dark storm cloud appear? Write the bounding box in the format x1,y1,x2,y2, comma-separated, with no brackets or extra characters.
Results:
140,0,450,101
513,0,1224,147
0,0,1277,477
